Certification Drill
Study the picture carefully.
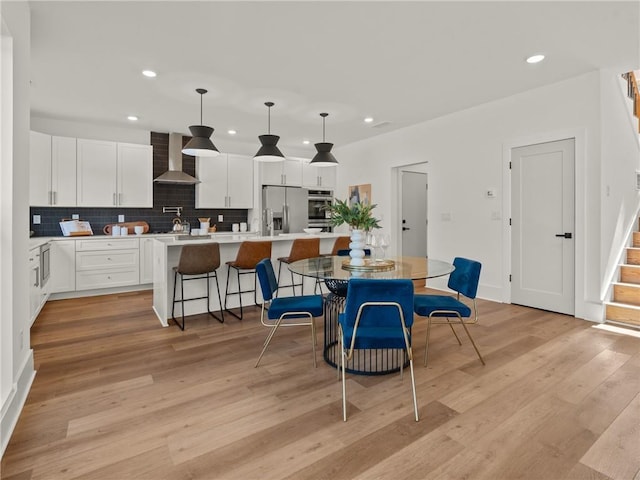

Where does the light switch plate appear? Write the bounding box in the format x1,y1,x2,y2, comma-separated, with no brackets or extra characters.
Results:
33,215,41,224
118,214,125,222
72,213,79,220
218,214,224,222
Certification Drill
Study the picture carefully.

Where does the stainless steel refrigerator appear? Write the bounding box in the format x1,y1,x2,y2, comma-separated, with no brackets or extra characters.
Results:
262,186,308,234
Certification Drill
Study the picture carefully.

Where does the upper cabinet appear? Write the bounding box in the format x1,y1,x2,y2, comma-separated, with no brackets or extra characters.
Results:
77,139,152,208
302,162,336,190
259,158,303,186
29,132,77,206
196,153,254,209
116,143,154,207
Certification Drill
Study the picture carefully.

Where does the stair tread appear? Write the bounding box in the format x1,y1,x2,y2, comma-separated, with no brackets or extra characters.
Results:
605,301,640,310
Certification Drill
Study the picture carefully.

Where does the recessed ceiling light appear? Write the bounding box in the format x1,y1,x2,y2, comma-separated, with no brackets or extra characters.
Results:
127,115,138,121
526,54,545,64
228,129,237,135
364,117,374,123
303,140,310,145
142,70,157,78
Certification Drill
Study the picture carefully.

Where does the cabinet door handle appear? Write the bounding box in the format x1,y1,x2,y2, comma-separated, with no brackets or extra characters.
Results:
53,191,57,205
48,191,52,205
113,193,117,205
119,193,123,205
34,266,40,287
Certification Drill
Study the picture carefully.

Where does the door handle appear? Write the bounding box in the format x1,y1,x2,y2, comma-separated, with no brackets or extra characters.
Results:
555,232,572,239
402,227,411,231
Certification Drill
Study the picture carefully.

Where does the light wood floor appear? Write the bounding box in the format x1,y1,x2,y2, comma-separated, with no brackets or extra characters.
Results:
2,289,640,480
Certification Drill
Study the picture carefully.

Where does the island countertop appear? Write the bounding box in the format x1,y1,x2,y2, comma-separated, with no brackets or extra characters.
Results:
152,232,346,326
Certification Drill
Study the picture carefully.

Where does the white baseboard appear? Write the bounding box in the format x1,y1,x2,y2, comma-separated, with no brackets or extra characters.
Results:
1,352,35,457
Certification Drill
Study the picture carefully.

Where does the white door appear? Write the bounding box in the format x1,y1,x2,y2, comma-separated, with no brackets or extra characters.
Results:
401,171,428,257
511,138,575,315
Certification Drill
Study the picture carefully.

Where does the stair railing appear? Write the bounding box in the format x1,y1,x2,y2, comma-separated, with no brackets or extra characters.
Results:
622,71,640,132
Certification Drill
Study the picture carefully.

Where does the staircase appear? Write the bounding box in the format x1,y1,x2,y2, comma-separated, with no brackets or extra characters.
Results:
605,221,640,327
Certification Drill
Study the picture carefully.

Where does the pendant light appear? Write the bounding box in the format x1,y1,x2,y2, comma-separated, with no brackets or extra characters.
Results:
182,88,220,157
254,101,285,162
310,112,338,166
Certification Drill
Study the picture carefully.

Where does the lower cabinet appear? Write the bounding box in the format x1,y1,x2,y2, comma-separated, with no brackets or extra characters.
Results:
29,246,48,325
139,237,154,284
50,240,76,293
75,238,140,290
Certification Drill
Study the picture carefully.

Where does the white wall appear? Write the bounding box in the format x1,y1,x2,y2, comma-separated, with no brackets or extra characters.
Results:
0,1,35,456
599,69,640,300
335,72,604,320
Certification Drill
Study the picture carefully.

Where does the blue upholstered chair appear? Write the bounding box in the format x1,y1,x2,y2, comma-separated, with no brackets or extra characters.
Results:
255,259,324,368
338,278,419,422
414,257,485,367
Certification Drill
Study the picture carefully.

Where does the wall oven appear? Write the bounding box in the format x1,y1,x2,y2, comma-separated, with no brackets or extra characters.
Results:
40,242,50,287
307,189,333,232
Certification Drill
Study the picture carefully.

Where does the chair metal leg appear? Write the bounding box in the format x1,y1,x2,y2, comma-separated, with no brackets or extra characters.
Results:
457,318,485,365
255,317,284,367
424,316,433,366
224,266,245,320
341,334,347,421
207,272,224,323
310,317,317,367
171,270,185,331
446,319,462,345
408,355,419,422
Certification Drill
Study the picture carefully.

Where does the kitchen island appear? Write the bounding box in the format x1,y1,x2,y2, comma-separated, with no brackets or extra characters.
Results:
152,232,343,326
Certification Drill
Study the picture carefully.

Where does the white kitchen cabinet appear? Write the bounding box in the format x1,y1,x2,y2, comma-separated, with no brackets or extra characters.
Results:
117,143,153,207
75,238,140,290
29,132,77,206
302,162,336,190
196,153,253,208
259,158,302,186
77,139,118,207
28,246,47,325
139,237,154,284
50,240,76,293
77,139,152,207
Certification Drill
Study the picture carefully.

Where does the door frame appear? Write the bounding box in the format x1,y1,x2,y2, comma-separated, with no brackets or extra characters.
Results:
392,162,429,257
502,128,586,317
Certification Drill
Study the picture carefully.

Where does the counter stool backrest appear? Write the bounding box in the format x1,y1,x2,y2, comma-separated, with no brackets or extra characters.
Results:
177,243,221,275
331,236,351,255
282,238,320,263
231,241,272,269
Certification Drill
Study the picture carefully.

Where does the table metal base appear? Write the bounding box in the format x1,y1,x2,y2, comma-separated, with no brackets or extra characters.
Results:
323,292,409,375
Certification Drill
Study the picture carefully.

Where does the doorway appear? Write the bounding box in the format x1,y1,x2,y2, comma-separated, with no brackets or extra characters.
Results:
510,138,575,315
400,170,428,257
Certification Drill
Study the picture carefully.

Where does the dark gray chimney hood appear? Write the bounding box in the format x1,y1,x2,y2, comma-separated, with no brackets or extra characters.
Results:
153,133,201,185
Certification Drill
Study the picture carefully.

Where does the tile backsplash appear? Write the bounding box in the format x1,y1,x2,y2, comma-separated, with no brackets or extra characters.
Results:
29,132,249,237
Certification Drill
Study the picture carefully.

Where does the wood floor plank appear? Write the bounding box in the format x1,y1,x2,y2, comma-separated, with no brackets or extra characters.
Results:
580,392,640,480
3,290,640,479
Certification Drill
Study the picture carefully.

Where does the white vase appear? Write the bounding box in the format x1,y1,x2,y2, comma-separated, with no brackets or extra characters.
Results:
349,229,366,266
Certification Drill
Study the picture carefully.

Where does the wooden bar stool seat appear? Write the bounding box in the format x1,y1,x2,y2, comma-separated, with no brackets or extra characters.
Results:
277,237,320,296
172,242,224,330
224,240,272,320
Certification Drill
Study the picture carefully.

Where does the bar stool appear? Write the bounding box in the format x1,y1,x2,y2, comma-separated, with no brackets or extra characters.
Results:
172,242,224,330
276,237,320,296
224,240,272,320
330,236,351,255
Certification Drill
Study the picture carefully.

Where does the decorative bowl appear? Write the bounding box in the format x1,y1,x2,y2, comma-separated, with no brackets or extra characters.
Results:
303,228,322,234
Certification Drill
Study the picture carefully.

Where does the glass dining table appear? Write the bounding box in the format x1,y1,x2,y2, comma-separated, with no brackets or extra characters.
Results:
288,256,454,375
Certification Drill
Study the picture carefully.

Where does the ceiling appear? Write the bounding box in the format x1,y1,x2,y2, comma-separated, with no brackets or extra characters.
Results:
28,1,639,156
